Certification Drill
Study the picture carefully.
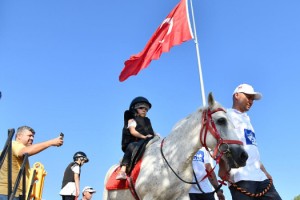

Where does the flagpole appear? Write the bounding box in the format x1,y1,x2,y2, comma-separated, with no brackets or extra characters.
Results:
189,0,206,106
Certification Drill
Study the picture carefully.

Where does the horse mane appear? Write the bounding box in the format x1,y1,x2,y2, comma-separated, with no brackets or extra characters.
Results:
171,108,204,132
167,100,223,148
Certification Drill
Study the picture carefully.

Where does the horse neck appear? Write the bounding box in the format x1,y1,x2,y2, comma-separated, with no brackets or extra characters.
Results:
164,109,203,170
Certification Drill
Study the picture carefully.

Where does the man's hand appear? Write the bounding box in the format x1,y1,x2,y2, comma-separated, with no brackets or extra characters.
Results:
51,136,64,147
218,159,230,181
216,190,225,200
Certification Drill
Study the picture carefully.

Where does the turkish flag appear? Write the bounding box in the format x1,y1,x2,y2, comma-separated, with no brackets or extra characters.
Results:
119,0,193,82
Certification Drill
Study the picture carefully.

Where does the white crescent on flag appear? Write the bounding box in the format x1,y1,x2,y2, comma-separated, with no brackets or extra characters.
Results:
159,17,173,43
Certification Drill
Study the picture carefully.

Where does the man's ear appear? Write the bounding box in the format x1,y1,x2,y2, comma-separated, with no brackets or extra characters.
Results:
15,133,21,140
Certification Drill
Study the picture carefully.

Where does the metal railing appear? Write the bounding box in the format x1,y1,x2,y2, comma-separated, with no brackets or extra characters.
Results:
0,129,15,170
9,153,29,200
0,129,35,200
0,129,15,199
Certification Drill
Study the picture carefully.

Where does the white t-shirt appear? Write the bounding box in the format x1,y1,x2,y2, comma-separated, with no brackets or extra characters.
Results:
128,119,137,128
59,164,80,196
227,108,267,182
189,148,214,193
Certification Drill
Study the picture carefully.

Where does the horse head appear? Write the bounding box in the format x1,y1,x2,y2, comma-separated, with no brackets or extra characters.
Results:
200,92,248,169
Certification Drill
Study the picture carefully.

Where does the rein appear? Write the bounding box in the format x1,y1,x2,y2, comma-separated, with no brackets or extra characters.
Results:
160,138,197,185
160,107,243,190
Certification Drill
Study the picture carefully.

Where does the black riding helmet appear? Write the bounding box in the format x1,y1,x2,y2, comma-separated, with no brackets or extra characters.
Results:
73,151,89,163
129,96,152,111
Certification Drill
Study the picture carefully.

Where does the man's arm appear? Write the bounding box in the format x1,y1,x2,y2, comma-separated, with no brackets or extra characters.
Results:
205,163,225,200
217,159,230,181
18,136,63,157
260,162,272,180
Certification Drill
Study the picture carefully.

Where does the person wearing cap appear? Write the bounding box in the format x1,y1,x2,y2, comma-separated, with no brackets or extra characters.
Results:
221,84,281,200
116,96,155,180
81,186,96,200
60,151,89,200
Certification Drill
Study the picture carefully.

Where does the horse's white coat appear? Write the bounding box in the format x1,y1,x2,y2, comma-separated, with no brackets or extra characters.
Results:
103,93,241,200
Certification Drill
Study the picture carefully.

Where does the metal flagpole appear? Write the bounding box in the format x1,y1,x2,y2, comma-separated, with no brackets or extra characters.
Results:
189,0,206,106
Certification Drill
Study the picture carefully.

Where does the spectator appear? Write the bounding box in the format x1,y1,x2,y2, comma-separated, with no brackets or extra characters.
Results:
0,126,63,200
81,186,96,200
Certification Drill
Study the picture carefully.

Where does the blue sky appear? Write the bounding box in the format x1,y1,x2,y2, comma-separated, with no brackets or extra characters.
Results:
1,0,300,199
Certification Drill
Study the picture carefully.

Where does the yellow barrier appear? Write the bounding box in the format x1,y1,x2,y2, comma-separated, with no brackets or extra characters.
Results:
26,162,47,200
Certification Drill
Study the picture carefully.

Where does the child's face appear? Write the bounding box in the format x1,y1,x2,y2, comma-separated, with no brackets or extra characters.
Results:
136,107,148,117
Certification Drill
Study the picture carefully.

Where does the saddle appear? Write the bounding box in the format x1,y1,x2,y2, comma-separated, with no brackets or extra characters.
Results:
106,135,160,190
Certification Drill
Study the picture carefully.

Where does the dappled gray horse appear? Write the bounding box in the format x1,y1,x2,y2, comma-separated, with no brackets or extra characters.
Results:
103,93,248,200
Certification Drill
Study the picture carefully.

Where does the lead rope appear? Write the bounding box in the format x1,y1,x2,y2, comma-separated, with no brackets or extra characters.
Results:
228,179,273,198
221,169,273,198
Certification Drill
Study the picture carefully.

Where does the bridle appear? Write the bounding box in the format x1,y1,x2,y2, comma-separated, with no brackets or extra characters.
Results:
200,107,243,160
160,106,243,186
200,107,273,197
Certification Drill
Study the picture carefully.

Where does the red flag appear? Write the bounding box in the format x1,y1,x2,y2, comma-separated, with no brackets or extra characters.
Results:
119,0,193,82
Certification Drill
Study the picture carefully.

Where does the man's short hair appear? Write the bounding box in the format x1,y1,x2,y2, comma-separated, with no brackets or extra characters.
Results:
16,126,35,139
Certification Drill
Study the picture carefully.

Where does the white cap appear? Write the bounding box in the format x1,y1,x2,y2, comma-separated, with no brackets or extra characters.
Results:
233,84,262,100
82,186,96,194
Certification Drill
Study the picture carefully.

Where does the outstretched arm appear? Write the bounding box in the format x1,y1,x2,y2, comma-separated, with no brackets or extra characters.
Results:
18,136,63,157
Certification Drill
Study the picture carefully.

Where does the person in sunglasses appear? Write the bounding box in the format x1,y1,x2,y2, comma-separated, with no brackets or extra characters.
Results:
81,186,96,200
116,96,155,180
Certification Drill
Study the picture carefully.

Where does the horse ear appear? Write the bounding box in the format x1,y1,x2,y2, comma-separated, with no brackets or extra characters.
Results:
208,92,215,108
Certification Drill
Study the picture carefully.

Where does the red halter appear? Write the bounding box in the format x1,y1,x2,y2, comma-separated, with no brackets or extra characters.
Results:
200,107,243,160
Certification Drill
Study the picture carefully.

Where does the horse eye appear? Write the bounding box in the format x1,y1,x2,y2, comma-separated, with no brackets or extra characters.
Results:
216,117,227,125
